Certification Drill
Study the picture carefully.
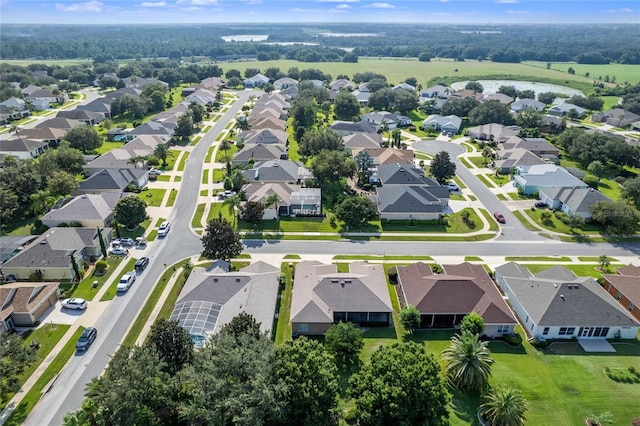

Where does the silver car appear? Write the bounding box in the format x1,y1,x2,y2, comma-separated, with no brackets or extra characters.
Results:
61,298,88,310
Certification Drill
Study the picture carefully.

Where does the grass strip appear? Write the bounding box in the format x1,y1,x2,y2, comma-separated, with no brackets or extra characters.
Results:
505,256,572,262
177,152,189,171
475,173,495,188
512,210,540,231
578,256,618,262
274,263,294,345
166,189,178,207
333,255,434,261
205,146,215,163
4,327,85,426
464,256,483,261
478,208,500,232
283,254,301,260
100,257,138,301
201,170,209,184
191,203,205,228
190,135,202,146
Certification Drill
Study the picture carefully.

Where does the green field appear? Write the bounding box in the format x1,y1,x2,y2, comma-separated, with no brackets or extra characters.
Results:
524,61,640,85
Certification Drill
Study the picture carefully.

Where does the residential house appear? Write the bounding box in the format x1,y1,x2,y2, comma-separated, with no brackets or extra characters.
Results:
123,121,173,141
1,227,111,281
249,117,287,131
343,133,382,150
513,164,588,195
329,79,355,92
361,111,411,130
274,77,298,90
467,123,521,142
40,193,130,228
21,85,42,97
242,159,312,184
35,118,84,131
196,77,226,90
76,168,149,194
484,93,514,105
236,128,288,145
232,143,288,166
591,109,640,127
547,103,586,118
500,136,560,158
77,99,112,118
451,89,484,101
603,265,640,322
511,98,545,112
420,84,453,99
0,98,30,122
56,110,104,125
421,114,462,134
170,261,280,346
493,148,547,173
393,82,416,92
397,262,517,336
352,147,414,166
0,282,61,333
290,261,393,336
84,135,166,175
0,235,38,265
0,138,49,159
244,73,270,88
243,183,321,219
352,90,370,106
24,88,65,105
330,120,377,136
495,262,639,339
279,86,299,100
537,187,611,219
186,88,218,107
122,76,168,89
17,128,66,146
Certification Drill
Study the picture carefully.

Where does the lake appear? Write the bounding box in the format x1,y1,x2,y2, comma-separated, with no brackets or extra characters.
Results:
451,80,584,98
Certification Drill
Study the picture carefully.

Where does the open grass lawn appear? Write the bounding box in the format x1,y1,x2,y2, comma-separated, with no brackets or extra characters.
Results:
523,208,605,235
100,257,137,301
166,189,178,207
524,61,640,85
486,173,510,187
156,174,171,182
201,169,209,184
192,203,206,228
117,219,150,239
0,215,39,236
214,144,237,163
59,256,124,300
467,156,487,169
505,255,571,262
205,146,216,163
507,192,535,201
238,216,341,233
274,264,294,345
5,327,85,426
138,188,166,207
163,151,179,171
598,178,622,201
333,254,433,261
525,263,619,279
475,173,495,188
212,169,226,183
382,208,482,233
95,141,124,155
207,202,234,223
177,152,190,171
0,324,71,410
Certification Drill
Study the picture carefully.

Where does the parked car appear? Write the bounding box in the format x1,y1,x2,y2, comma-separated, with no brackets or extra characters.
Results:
62,298,88,310
535,201,547,208
109,247,128,256
442,182,459,192
76,327,97,351
120,238,135,247
135,257,149,271
157,221,170,238
111,239,121,247
149,169,162,175
117,273,136,292
494,212,506,223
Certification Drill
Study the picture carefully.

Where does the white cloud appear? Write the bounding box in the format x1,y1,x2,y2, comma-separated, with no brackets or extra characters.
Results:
507,10,529,14
140,1,167,7
335,4,351,9
177,0,218,4
367,2,394,8
496,0,519,3
55,1,103,12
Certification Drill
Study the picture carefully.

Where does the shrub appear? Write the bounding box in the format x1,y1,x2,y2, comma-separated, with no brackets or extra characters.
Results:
387,266,398,284
95,260,108,272
432,264,443,274
503,334,522,347
529,338,549,348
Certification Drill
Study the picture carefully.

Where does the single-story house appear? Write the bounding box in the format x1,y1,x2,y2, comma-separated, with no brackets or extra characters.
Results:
494,148,547,173
373,186,448,221
34,118,84,130
16,128,66,146
274,77,298,90
0,98,30,121
197,77,226,90
77,99,112,118
352,90,370,106
329,79,355,92
242,160,312,184
374,163,441,187
451,89,484,101
279,86,299,100
76,168,148,194
603,265,640,322
420,84,453,99
397,262,517,336
421,114,462,134
0,235,38,265
393,83,416,92
243,183,321,219
510,98,545,112
170,261,280,347
547,103,586,118
495,262,639,339
352,147,414,166
237,128,288,145
24,89,65,105
500,136,560,158
330,120,377,136
538,187,611,219
290,261,393,336
1,227,111,281
40,193,130,228
467,123,521,142
0,282,61,333
123,121,173,141
232,143,287,166
121,76,168,89
244,73,270,88
591,108,640,127
56,110,104,125
249,106,288,121
249,116,287,131
0,138,49,159
343,133,382,150
361,111,411,130
513,164,588,195
484,93,514,105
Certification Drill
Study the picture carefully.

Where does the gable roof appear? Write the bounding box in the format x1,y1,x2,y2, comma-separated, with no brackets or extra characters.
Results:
0,282,60,321
291,261,392,324
243,182,300,206
248,116,287,130
56,110,103,121
237,128,288,145
343,133,382,149
40,193,128,224
330,120,377,134
233,143,287,164
242,160,310,183
515,164,588,189
34,118,84,130
540,187,610,213
397,262,516,324
128,121,172,136
467,123,521,142
496,263,638,327
603,273,640,312
353,147,414,165
484,93,514,104
501,136,560,154
511,98,545,111
0,138,48,153
78,168,147,191
375,186,447,214
494,148,546,170
16,127,67,142
376,163,439,186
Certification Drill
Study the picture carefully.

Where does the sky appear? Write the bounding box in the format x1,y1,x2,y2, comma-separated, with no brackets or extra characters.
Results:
1,0,639,25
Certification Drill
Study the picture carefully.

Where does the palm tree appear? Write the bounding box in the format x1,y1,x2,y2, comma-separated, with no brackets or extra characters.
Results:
480,386,528,426
30,190,55,215
441,331,494,392
127,155,148,169
223,194,241,226
219,139,231,162
598,255,610,271
153,144,171,167
264,193,281,217
355,150,373,175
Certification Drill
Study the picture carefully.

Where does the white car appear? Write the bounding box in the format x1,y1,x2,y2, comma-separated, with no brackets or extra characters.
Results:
442,182,460,192
61,298,88,310
117,273,136,292
120,238,135,247
109,247,128,256
157,221,170,238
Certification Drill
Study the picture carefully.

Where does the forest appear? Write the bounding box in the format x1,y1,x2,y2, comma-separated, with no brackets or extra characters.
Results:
1,23,639,64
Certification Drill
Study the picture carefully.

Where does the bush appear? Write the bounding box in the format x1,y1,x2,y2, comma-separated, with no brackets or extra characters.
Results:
529,338,549,348
95,260,108,272
503,333,522,347
604,366,640,383
387,266,398,284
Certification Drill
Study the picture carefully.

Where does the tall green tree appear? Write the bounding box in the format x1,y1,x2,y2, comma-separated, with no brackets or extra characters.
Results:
334,196,378,228
334,90,360,120
0,333,36,402
153,144,171,167
349,342,450,426
299,127,344,157
441,331,494,392
430,150,457,184
272,337,340,426
223,194,241,225
469,100,515,126
590,201,640,235
240,200,265,225
621,176,640,210
201,217,243,261
460,312,485,336
324,321,363,364
145,318,194,375
311,149,356,183
399,305,421,333
174,112,195,140
63,125,103,153
480,386,528,426
46,170,78,196
29,189,55,215
113,196,147,229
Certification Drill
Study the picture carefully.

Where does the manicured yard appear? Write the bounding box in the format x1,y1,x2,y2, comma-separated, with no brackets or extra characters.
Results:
5,327,85,426
523,208,604,234
207,202,234,223
212,169,225,183
467,156,487,169
238,216,340,233
215,144,237,163
166,189,178,207
505,256,571,262
205,146,216,163
100,257,138,301
525,263,619,278
199,189,208,196
274,264,293,345
382,208,483,233
486,173,510,187
138,188,166,207
162,150,179,171
201,170,209,184
59,256,124,300
333,254,433,261
0,324,70,410
156,175,171,182
177,152,190,171
475,173,495,188
95,141,124,155
117,219,150,239
191,203,206,228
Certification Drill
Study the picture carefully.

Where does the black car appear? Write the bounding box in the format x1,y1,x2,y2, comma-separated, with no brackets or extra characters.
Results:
76,327,97,351
135,257,150,271
535,201,548,208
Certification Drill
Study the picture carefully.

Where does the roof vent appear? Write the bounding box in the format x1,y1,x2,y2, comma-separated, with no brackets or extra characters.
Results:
560,294,565,300
236,278,241,283
40,239,47,244
213,278,218,283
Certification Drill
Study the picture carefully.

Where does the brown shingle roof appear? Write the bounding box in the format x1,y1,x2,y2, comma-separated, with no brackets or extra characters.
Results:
0,282,59,320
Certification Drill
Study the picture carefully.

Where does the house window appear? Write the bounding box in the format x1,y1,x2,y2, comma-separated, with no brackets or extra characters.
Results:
297,324,309,333
559,327,575,336
542,327,550,336
497,325,509,333
630,303,635,312
616,292,622,301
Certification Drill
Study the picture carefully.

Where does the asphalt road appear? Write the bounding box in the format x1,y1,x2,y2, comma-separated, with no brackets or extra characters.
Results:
25,90,255,426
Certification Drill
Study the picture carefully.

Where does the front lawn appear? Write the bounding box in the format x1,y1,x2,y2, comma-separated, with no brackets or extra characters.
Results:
523,209,603,234
214,144,237,163
191,203,206,228
467,156,487,169
238,216,340,233
525,263,619,278
59,256,124,300
94,141,124,155
117,219,150,239
138,188,166,207
177,152,190,171
382,209,482,233
274,264,293,345
100,257,138,301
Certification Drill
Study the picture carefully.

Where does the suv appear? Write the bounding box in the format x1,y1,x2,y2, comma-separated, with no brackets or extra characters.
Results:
76,327,97,351
157,221,170,238
135,257,149,271
117,273,136,292
62,298,88,310
442,182,459,192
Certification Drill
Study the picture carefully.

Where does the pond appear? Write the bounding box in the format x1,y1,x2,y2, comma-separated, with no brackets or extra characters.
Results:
221,35,268,42
451,80,584,98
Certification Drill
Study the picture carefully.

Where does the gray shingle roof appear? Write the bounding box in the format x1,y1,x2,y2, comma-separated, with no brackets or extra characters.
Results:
78,168,147,191
0,138,48,153
242,160,308,183
376,163,439,186
233,143,286,164
376,186,445,214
